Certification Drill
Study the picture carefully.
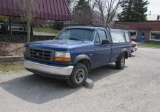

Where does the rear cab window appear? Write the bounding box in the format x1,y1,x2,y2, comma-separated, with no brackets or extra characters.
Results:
110,29,130,43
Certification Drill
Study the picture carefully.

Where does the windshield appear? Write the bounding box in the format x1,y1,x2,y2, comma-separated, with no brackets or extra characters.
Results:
55,28,96,41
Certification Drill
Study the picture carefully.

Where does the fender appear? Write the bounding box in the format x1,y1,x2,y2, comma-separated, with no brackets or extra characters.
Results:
120,48,127,54
74,54,91,64
118,48,128,60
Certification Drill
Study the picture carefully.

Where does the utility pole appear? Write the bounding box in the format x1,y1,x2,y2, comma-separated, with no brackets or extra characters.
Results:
157,15,160,21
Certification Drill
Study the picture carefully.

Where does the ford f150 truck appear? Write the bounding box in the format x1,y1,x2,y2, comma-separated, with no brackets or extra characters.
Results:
23,25,131,87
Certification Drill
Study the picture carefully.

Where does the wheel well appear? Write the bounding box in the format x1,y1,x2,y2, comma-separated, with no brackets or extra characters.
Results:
76,59,91,72
125,51,128,59
118,51,128,61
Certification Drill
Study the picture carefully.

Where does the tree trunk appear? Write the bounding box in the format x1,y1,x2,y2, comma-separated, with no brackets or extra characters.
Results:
27,19,31,42
9,16,12,35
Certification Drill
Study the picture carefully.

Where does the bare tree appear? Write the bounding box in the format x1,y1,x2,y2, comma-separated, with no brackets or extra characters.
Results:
14,0,40,42
92,10,103,23
106,0,121,23
94,0,105,22
94,0,122,23
88,0,97,21
74,8,92,24
66,0,78,14
72,0,92,24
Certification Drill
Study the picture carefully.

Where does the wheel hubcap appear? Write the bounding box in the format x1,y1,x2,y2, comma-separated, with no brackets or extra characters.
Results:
74,69,85,84
121,57,125,67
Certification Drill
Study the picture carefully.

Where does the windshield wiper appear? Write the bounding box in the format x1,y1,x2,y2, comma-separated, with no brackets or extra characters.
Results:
55,38,62,40
69,38,82,41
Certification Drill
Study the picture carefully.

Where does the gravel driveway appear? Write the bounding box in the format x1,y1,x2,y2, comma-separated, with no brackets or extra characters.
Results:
0,47,160,112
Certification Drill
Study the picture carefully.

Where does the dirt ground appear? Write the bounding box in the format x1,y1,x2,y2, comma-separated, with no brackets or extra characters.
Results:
0,42,24,56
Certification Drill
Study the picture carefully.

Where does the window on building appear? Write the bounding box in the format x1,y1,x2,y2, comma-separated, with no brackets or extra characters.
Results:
130,30,137,39
150,31,160,41
10,26,25,32
111,31,125,43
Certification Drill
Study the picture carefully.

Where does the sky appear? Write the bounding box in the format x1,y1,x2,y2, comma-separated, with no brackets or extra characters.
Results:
147,0,160,15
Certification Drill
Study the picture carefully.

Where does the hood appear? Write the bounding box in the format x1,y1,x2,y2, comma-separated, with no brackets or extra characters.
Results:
26,40,93,50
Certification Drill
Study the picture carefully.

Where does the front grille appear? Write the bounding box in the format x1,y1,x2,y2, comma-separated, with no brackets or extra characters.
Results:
27,48,52,62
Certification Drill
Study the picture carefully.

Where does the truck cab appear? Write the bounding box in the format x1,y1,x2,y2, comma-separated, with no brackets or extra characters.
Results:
23,25,131,87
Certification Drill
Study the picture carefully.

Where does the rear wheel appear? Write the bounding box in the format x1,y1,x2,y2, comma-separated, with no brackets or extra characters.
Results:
116,54,125,69
67,63,88,88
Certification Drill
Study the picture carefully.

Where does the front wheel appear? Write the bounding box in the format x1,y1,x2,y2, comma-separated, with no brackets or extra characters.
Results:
67,63,88,88
116,54,125,69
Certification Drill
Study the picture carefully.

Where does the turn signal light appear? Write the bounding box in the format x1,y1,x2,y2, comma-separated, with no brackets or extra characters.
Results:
54,57,71,62
22,51,26,55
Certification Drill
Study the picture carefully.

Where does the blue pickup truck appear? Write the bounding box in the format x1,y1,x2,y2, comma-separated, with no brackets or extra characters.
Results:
23,25,131,87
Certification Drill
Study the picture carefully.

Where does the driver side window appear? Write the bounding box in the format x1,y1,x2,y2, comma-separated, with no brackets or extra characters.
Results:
96,29,107,44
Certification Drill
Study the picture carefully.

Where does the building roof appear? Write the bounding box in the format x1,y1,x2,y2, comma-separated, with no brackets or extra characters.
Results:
115,21,160,31
0,0,71,21
147,14,159,21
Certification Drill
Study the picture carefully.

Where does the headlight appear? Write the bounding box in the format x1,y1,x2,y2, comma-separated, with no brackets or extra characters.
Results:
54,51,71,62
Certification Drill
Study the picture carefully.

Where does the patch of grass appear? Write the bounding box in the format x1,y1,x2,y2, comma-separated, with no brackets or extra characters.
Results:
33,28,60,34
138,43,160,48
0,62,25,73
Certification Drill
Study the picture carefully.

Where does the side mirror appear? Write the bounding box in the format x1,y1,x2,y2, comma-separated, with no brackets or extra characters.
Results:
101,40,109,44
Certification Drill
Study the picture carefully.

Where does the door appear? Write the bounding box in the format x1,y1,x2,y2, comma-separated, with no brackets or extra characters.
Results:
92,29,111,68
140,30,146,42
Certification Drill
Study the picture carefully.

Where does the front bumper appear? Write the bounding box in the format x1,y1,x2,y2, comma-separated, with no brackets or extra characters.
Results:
131,46,138,53
23,58,73,79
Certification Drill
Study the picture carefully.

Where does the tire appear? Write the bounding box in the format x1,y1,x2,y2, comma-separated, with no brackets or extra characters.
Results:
116,53,125,69
67,63,88,88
